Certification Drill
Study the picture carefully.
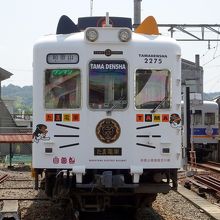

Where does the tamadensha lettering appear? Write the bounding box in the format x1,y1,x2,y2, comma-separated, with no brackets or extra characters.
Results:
90,63,126,70
139,54,168,58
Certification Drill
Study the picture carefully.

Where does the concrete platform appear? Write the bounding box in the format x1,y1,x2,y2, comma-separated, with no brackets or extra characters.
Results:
0,200,19,220
178,185,220,220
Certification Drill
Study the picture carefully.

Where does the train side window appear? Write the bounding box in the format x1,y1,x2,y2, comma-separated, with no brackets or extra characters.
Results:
89,60,128,110
205,112,215,125
44,69,81,109
194,110,202,125
135,69,170,109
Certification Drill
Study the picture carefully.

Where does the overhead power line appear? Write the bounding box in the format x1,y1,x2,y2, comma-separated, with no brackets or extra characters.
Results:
157,24,220,41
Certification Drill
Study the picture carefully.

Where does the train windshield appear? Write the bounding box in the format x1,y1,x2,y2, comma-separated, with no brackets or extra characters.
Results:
89,60,128,110
44,69,81,109
135,69,170,109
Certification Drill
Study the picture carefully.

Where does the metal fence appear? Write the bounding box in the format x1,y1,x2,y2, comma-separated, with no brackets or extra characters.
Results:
0,144,32,167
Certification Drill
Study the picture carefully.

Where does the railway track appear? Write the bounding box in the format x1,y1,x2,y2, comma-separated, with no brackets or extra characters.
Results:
196,161,220,173
0,169,213,220
0,173,9,183
180,162,220,219
194,175,220,193
185,161,220,190
189,161,220,194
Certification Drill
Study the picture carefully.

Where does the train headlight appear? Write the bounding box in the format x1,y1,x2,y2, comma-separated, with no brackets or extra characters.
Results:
118,29,131,42
86,28,98,42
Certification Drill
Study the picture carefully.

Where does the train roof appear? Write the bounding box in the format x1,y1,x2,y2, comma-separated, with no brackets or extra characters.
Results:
34,31,178,49
212,95,220,102
34,15,180,53
78,17,132,30
56,15,132,34
203,100,218,106
181,100,218,105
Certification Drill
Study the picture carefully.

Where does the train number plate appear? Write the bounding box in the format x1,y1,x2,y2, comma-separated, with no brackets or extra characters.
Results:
94,148,122,156
47,53,79,64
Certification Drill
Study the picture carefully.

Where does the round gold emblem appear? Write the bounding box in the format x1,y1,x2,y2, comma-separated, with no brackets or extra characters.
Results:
96,118,121,143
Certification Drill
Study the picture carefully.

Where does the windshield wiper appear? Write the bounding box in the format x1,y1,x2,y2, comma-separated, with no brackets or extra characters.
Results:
150,96,168,113
106,96,125,115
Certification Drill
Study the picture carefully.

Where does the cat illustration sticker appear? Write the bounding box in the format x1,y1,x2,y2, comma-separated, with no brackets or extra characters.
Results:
169,114,181,128
33,124,50,143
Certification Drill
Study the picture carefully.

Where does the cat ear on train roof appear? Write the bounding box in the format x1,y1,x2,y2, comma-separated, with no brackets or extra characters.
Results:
135,16,159,35
56,15,79,34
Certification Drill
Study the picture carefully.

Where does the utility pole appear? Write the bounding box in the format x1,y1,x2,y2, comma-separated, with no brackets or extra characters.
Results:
134,0,142,29
90,0,93,16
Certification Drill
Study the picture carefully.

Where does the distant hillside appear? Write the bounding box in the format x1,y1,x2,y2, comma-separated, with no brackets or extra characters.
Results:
203,92,220,100
1,84,220,114
2,84,33,113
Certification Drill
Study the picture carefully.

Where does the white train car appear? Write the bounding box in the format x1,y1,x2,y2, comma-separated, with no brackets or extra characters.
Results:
190,101,219,162
32,14,182,217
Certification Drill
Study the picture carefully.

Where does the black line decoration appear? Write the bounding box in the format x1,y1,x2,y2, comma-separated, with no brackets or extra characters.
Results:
59,143,79,148
56,123,79,129
136,143,156,149
152,135,161,138
54,135,79,137
136,124,159,130
136,135,150,138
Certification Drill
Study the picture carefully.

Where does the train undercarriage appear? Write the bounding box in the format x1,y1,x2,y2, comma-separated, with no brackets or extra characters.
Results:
193,143,219,163
34,168,178,219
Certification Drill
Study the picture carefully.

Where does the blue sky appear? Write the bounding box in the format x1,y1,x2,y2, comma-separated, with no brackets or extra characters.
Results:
1,0,220,92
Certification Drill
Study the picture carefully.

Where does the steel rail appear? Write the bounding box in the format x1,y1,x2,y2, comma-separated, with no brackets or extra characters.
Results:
196,163,220,173
0,174,9,183
194,175,220,193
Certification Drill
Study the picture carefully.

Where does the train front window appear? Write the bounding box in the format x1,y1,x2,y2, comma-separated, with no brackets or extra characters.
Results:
45,69,81,109
89,60,128,110
135,69,170,109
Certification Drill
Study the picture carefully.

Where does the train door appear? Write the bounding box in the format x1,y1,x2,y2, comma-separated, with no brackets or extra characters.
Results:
81,59,132,169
